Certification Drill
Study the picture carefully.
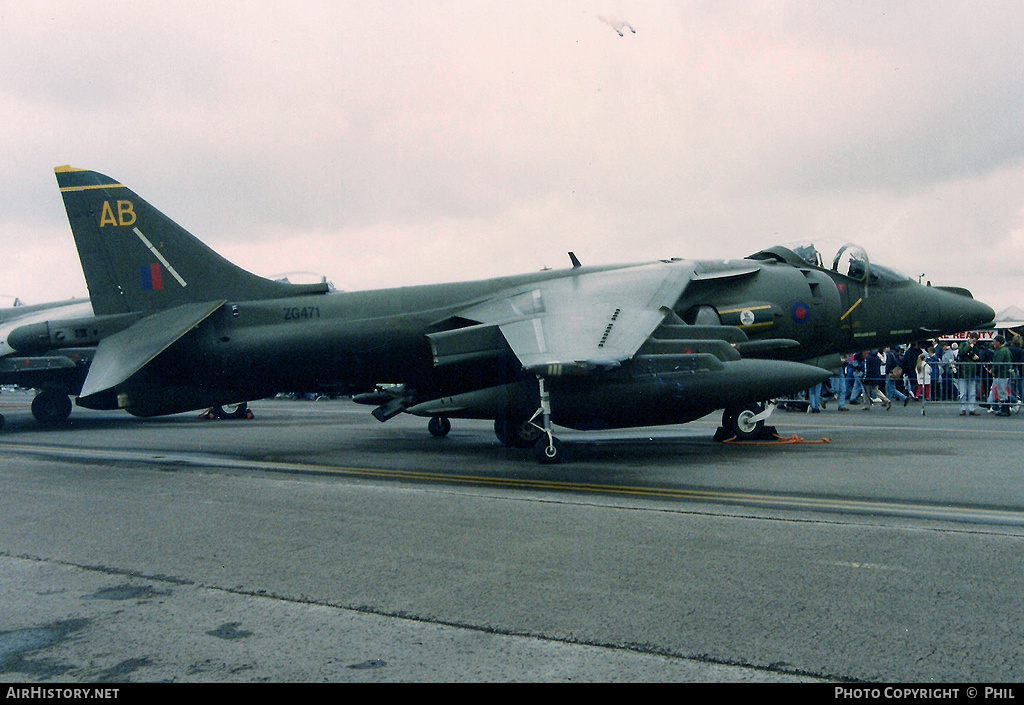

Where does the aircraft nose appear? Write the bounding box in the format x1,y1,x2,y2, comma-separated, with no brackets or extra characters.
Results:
940,289,995,331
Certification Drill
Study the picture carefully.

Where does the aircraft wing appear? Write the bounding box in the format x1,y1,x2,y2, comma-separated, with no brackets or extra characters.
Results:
440,263,691,376
78,300,225,404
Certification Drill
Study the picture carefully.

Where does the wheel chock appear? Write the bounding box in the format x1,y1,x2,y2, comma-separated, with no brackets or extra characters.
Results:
714,424,779,442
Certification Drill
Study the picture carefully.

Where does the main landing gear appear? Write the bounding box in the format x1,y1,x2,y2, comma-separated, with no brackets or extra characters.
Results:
493,413,544,449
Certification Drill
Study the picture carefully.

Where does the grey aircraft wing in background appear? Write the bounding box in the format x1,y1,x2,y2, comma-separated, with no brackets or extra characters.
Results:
0,298,98,427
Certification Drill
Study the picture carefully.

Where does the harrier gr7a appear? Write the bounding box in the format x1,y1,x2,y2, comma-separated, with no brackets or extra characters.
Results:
2,166,995,460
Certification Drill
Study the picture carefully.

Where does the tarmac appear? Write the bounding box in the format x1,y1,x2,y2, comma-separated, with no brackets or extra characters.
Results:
0,391,1022,683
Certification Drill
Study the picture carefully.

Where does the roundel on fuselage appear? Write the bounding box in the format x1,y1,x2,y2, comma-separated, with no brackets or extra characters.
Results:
791,302,811,324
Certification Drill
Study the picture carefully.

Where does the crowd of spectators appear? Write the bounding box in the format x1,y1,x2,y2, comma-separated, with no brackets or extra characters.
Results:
797,333,1023,416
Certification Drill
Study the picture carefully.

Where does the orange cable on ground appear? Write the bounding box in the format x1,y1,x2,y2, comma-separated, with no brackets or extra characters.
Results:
722,434,831,445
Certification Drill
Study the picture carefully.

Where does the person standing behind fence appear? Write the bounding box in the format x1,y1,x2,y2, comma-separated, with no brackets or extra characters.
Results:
863,350,892,410
927,345,943,401
957,333,982,416
883,346,909,406
1009,334,1024,406
979,340,994,406
950,342,960,401
831,355,849,411
988,335,1013,417
939,341,956,400
915,345,933,400
903,342,922,399
848,352,865,404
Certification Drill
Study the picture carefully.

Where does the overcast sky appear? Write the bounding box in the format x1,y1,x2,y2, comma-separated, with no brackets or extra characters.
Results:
1,1,1022,315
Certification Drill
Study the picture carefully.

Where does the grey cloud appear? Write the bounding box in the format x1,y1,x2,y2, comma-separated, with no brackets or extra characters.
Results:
1,1,1021,312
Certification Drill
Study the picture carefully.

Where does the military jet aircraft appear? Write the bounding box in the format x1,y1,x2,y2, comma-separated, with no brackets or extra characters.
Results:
3,166,995,460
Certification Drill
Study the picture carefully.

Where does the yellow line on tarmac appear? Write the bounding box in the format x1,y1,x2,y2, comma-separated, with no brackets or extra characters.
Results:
2,442,1022,525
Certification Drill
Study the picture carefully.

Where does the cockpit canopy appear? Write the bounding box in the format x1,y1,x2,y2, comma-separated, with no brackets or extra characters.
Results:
750,240,912,285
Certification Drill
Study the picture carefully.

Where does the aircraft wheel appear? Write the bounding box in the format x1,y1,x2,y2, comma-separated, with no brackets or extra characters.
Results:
428,416,451,437
494,414,543,448
212,402,248,419
722,403,766,441
534,436,564,464
32,390,73,424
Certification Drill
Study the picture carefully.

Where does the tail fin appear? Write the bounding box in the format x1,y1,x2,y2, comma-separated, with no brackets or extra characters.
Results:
54,166,328,315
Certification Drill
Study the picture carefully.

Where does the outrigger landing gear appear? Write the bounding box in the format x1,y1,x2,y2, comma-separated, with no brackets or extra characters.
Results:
200,403,252,420
528,376,564,464
214,402,250,419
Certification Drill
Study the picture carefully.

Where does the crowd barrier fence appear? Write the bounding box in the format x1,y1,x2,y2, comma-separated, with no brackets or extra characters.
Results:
779,361,1022,416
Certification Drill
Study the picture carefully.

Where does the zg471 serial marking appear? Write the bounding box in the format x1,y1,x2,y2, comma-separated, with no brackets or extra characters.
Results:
283,306,321,321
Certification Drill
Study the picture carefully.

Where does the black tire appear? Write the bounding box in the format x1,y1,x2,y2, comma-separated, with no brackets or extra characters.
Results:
533,436,564,464
427,416,451,437
722,403,766,441
494,414,544,448
212,402,248,419
31,391,73,424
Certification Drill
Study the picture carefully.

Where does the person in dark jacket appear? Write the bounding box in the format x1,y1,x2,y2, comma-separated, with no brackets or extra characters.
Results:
1010,334,1024,407
957,333,982,415
863,350,892,411
883,346,909,406
988,335,1014,416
